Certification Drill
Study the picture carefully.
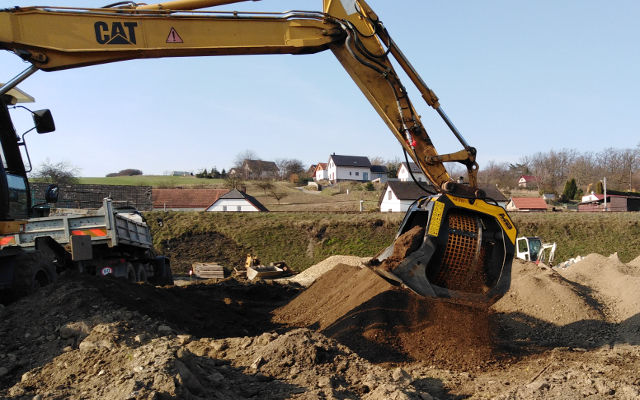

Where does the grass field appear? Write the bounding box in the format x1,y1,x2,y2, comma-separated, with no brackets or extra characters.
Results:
75,175,225,187
145,208,640,273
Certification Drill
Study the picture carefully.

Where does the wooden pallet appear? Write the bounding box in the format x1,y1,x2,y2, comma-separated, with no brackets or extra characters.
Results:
192,262,225,279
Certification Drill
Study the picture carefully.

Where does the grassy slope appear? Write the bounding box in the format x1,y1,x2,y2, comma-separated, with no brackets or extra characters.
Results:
75,175,224,187
145,210,640,274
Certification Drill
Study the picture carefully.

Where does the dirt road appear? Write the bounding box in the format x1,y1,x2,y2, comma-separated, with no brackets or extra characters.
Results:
1,254,639,399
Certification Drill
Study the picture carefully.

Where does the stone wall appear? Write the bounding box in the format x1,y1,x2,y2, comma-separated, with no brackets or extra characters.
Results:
30,183,153,211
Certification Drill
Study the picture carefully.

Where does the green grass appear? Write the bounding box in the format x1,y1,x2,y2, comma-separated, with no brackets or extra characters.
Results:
74,175,224,187
144,210,640,274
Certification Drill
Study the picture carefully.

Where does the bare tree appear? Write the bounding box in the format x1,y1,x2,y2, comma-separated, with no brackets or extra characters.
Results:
34,160,80,185
224,174,244,190
255,180,274,195
268,188,288,204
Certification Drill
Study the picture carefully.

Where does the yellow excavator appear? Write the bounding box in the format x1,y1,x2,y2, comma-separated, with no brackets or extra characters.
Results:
0,0,517,305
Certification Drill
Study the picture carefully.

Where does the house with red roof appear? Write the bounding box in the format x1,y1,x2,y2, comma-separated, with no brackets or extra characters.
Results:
506,197,548,212
152,188,229,211
314,163,328,181
518,175,538,189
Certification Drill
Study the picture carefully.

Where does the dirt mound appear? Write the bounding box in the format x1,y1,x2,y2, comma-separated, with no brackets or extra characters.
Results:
160,232,247,273
556,253,640,322
492,259,605,325
273,264,498,370
284,255,370,287
628,254,640,268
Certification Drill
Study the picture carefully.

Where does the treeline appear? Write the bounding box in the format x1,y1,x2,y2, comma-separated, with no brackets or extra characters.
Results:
476,146,640,196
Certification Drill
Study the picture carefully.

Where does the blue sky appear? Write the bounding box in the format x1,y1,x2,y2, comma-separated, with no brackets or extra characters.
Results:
2,0,639,177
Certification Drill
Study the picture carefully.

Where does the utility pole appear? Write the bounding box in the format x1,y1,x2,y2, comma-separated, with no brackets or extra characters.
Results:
603,177,607,211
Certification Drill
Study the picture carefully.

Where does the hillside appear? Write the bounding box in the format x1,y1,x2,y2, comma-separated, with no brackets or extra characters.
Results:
145,210,640,274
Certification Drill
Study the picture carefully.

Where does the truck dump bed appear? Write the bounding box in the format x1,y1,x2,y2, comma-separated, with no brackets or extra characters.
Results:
2,198,152,250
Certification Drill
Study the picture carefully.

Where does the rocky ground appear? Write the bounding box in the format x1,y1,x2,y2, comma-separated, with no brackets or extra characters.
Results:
1,253,639,399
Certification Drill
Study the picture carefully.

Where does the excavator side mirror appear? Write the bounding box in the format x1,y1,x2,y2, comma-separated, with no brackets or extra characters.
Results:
32,109,55,133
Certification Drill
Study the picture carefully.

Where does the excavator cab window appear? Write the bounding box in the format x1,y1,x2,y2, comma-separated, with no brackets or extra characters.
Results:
6,173,28,219
528,238,542,262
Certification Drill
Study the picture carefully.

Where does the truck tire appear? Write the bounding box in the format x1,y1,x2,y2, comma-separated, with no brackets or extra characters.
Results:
12,252,56,299
126,263,136,283
136,263,148,283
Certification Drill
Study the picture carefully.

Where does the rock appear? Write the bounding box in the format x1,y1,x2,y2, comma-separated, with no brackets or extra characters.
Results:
0,367,8,377
317,376,332,388
392,367,411,383
174,360,204,394
21,371,31,383
157,325,173,334
208,370,225,385
250,356,264,370
134,334,147,343
59,321,90,339
32,395,42,400
63,346,73,352
177,334,192,345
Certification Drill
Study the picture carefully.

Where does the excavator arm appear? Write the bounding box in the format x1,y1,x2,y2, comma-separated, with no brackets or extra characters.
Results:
0,0,517,305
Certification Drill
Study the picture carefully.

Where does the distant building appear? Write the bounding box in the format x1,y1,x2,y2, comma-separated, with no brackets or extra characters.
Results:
239,159,279,180
327,154,371,183
518,175,538,189
206,189,268,212
314,163,329,181
578,194,640,212
379,181,436,212
171,171,192,177
506,197,548,212
397,162,427,183
369,165,389,183
153,188,229,211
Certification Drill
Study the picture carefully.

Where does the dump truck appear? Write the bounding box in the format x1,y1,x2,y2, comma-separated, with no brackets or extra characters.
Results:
0,91,172,300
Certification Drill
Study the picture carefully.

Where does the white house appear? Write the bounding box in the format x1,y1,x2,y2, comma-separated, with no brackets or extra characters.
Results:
314,163,329,181
397,162,427,183
327,154,371,183
369,165,389,183
518,175,538,189
206,189,268,212
379,181,436,212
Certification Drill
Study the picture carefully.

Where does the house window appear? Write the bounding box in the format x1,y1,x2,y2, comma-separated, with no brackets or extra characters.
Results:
355,172,359,176
222,205,227,211
349,172,352,176
388,191,392,200
236,206,241,211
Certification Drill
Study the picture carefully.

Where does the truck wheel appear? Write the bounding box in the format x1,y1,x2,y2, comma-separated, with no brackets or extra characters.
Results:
12,253,55,299
126,264,136,283
136,263,148,283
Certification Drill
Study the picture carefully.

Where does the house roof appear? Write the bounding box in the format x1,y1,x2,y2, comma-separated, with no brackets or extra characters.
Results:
315,162,328,172
383,181,437,202
509,197,548,210
400,162,423,174
519,175,537,182
243,159,279,172
329,154,371,168
210,188,269,211
370,165,388,174
481,186,508,202
152,188,229,209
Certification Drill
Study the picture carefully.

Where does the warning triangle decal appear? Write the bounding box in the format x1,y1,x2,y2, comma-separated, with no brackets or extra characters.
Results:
166,27,184,43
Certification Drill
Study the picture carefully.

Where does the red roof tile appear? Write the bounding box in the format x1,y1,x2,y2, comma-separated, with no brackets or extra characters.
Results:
510,197,548,210
152,188,229,209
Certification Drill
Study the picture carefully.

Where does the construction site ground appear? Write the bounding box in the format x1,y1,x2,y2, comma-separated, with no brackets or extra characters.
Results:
1,253,639,399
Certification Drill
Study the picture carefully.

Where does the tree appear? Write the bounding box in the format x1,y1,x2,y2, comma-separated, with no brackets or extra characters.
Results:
385,157,401,178
562,178,577,202
268,188,288,204
275,158,304,181
224,174,244,190
34,160,79,185
255,180,274,194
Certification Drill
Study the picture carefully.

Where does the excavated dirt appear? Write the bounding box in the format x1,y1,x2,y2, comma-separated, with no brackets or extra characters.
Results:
1,253,640,399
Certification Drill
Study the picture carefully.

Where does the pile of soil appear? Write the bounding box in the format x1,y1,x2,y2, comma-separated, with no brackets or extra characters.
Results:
1,251,640,399
283,255,370,287
273,264,498,370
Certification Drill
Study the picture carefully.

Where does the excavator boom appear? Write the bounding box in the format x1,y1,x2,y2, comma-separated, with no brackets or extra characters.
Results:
0,0,517,305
